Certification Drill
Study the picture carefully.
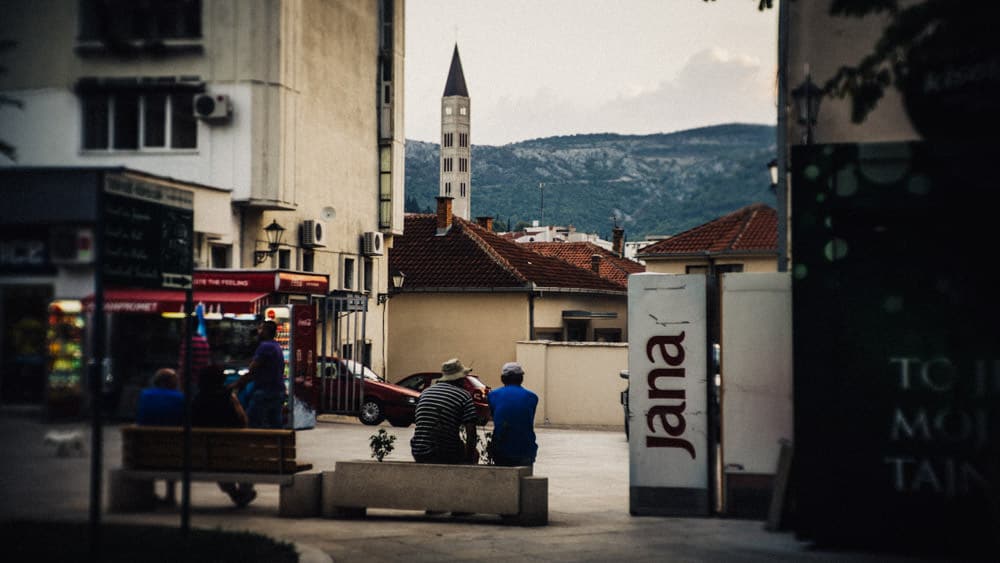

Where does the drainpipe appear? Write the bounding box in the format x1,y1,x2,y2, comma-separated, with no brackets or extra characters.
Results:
776,0,789,272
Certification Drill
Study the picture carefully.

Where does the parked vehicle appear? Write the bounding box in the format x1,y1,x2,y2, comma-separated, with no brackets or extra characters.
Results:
319,357,420,427
395,371,492,425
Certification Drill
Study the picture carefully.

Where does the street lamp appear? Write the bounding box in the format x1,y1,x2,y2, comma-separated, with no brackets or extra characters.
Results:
378,270,406,305
767,158,779,191
253,219,286,265
791,74,823,144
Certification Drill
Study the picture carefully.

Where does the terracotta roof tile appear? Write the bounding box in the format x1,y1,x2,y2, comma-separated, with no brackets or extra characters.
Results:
638,203,777,257
391,215,624,293
522,242,645,289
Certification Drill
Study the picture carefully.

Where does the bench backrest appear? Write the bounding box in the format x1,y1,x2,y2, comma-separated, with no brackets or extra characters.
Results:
122,425,306,474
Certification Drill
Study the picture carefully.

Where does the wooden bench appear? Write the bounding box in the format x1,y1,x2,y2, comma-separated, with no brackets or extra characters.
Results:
109,425,319,517
322,460,548,526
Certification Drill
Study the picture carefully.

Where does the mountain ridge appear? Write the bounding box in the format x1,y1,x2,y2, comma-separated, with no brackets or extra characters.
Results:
404,123,777,241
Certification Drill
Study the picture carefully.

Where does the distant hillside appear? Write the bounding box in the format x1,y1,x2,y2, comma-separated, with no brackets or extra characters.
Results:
404,123,777,241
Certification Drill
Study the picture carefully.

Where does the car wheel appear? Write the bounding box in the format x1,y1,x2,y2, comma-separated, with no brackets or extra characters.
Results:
358,399,385,425
388,416,412,428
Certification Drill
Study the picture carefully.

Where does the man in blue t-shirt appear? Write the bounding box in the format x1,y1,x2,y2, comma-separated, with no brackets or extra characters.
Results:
229,320,286,429
135,368,184,427
135,367,184,505
487,362,538,467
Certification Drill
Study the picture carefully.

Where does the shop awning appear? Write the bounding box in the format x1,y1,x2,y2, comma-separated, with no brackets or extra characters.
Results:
83,289,270,316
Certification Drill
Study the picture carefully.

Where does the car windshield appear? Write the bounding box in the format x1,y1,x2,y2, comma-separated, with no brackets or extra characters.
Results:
318,358,381,381
344,359,381,381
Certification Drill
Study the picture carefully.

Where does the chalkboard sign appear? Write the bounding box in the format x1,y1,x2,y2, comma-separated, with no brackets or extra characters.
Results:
102,175,194,289
791,142,998,557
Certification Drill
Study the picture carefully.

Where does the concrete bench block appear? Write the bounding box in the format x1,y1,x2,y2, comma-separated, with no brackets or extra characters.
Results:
323,461,547,525
518,476,548,526
279,472,322,518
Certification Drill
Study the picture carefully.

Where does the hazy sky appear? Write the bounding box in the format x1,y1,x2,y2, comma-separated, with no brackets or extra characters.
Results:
405,0,778,146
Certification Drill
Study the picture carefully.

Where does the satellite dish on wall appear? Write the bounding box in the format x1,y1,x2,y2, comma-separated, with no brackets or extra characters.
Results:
321,207,336,221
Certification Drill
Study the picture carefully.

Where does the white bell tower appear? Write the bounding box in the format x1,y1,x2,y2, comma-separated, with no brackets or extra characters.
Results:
440,44,471,221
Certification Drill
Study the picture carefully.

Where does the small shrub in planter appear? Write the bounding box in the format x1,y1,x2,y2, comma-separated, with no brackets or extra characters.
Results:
369,428,396,462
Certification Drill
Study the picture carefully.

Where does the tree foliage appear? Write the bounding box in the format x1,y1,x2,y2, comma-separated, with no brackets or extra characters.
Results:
824,0,986,124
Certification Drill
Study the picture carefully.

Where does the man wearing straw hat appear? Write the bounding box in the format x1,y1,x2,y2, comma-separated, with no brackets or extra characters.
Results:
410,358,479,465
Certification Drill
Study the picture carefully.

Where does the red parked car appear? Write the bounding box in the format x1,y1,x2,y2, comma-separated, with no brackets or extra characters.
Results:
319,357,420,427
394,371,492,425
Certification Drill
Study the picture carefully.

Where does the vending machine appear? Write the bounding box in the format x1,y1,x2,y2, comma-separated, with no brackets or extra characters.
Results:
45,300,85,418
263,304,318,429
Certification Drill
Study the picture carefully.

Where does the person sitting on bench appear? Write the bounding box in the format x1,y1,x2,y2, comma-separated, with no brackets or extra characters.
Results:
192,364,257,508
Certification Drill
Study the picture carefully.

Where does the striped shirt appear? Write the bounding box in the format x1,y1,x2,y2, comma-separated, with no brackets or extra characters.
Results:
410,382,477,461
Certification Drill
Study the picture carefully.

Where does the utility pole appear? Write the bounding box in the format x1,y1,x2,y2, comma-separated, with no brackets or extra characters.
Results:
539,182,545,225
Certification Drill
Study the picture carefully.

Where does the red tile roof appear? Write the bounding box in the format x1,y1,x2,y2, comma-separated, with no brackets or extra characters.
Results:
391,215,625,293
638,203,777,257
522,242,644,289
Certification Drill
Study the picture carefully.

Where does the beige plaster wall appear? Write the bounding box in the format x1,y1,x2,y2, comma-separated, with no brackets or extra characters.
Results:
517,341,628,427
788,1,920,145
387,293,529,387
643,255,776,275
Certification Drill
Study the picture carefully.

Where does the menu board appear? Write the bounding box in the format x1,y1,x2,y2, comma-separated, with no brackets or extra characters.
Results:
102,175,194,289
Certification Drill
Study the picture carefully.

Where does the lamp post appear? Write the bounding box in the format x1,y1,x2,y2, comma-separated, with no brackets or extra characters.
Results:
253,219,286,265
378,270,406,305
791,74,823,144
767,159,779,191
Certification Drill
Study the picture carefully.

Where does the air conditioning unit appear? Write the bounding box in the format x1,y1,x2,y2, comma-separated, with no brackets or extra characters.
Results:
362,231,384,256
300,219,326,248
193,93,232,121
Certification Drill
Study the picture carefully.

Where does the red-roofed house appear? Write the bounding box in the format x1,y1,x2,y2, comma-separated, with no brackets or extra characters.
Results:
387,198,629,386
637,203,778,274
522,241,645,290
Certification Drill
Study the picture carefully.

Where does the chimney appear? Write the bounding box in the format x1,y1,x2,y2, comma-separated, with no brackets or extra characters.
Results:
475,216,494,231
612,226,625,257
591,254,602,274
436,196,454,235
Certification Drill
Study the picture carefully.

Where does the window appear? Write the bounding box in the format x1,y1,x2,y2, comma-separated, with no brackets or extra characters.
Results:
445,182,452,195
460,182,466,197
565,320,588,342
81,91,196,150
79,0,202,41
443,132,453,147
379,145,393,229
459,132,468,147
594,328,622,343
685,263,745,275
302,251,314,272
210,245,230,268
445,107,453,115
278,249,291,270
443,158,453,172
343,257,355,290
459,106,467,116
459,158,467,172
363,259,373,293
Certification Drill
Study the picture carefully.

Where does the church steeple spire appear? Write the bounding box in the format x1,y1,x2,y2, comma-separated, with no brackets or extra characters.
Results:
440,44,472,221
443,44,469,97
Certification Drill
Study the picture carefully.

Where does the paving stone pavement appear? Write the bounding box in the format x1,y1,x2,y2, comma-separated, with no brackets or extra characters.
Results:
0,407,935,562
